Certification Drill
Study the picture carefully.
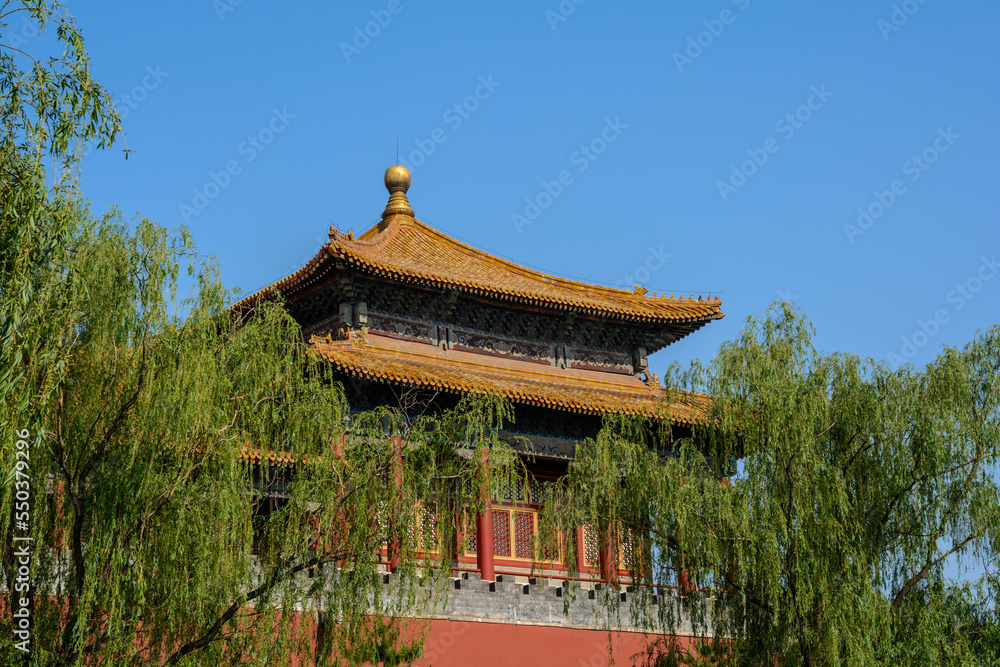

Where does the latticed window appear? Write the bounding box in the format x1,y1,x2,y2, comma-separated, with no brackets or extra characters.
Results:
465,531,477,556
620,528,638,569
489,508,563,563
407,502,438,553
420,503,437,551
406,515,417,546
513,511,534,559
375,500,389,547
529,477,545,504
499,477,550,504
491,510,510,557
541,537,561,563
499,482,524,502
460,511,477,556
583,523,600,567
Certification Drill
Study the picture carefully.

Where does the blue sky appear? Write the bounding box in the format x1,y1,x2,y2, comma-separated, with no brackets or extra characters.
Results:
57,0,999,378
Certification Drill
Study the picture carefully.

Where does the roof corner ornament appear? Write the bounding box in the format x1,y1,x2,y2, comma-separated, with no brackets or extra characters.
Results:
328,225,354,242
642,370,660,390
351,326,369,348
381,164,414,220
633,284,648,296
308,332,335,346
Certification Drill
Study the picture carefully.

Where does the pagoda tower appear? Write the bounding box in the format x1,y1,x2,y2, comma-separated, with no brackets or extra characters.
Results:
233,165,724,664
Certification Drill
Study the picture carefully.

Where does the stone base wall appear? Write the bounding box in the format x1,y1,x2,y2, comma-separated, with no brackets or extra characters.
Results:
383,570,713,636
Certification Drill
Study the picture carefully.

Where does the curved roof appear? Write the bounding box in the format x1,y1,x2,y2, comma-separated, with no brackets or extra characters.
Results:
234,214,724,326
310,334,708,424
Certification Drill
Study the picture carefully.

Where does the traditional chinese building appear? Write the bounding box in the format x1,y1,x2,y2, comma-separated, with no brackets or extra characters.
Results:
234,165,724,665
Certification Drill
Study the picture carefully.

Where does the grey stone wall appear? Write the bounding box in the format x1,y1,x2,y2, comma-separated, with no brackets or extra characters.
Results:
381,571,714,637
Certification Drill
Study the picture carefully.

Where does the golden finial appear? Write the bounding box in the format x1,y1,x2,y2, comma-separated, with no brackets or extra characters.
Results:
382,164,414,220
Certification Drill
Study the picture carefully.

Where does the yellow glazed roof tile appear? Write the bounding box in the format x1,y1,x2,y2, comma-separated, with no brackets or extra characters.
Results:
234,215,723,325
310,335,708,424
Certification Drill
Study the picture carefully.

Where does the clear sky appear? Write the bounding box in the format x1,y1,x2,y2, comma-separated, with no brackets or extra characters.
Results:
55,1,999,378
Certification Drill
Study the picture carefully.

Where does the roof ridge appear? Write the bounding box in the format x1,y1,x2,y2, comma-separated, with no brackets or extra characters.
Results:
344,216,722,306
234,212,723,328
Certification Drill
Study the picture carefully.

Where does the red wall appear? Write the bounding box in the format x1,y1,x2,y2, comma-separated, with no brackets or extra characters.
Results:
418,618,695,667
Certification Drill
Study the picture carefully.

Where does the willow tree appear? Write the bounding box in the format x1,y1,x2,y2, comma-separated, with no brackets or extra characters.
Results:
0,5,513,663
551,304,999,665
2,0,122,590
2,3,121,661
1,0,122,446
1,209,518,665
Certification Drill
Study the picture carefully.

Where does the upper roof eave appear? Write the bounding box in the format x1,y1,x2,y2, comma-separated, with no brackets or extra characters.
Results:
232,215,724,327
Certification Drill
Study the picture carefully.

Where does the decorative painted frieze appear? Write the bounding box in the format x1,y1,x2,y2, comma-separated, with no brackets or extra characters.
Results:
360,309,635,376
452,329,553,365
498,431,577,460
568,347,633,375
367,312,435,343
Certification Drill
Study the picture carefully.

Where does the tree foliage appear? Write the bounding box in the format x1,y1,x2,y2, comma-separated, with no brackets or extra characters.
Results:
2,0,122,483
553,304,999,666
1,209,522,665
2,5,997,666
0,0,120,157
0,5,513,663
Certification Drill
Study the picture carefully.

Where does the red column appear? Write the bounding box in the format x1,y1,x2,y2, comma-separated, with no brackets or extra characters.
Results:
476,508,495,581
678,552,693,594
476,448,494,581
598,525,614,583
